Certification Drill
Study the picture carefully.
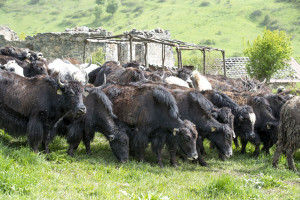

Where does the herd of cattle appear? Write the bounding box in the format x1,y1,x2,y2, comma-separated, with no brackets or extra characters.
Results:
0,46,299,171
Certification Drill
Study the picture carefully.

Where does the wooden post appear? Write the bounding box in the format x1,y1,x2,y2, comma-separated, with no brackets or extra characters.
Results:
162,44,165,68
118,43,121,62
144,42,148,68
176,47,182,68
129,35,133,61
202,50,206,74
83,39,87,63
222,50,226,77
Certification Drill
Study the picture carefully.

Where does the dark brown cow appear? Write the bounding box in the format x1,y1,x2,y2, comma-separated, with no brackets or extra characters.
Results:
103,84,199,167
0,71,86,152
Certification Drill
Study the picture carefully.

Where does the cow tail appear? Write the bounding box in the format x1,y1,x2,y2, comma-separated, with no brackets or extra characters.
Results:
152,86,179,119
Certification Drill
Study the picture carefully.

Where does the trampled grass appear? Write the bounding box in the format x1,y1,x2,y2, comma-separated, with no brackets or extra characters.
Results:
0,130,299,199
0,0,299,60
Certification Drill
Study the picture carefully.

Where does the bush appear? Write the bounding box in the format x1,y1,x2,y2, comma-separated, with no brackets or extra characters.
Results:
87,48,106,65
250,10,262,19
199,1,210,7
28,0,40,5
244,28,294,81
200,39,216,45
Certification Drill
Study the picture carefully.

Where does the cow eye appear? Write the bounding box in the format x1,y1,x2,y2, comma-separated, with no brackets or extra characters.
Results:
122,140,127,146
184,135,190,141
225,133,231,139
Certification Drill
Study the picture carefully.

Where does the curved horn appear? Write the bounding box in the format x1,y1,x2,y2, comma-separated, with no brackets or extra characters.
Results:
258,78,266,85
57,75,65,87
96,61,102,67
239,76,248,84
170,68,178,76
85,71,89,84
98,73,107,89
84,57,92,69
140,71,146,80
160,70,165,80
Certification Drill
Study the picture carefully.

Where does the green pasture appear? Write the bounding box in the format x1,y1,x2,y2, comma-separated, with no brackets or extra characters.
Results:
0,0,299,60
0,130,299,199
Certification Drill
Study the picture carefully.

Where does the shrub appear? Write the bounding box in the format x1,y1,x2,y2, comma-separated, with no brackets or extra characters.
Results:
250,10,262,19
244,28,294,81
200,39,216,45
87,48,106,64
28,0,40,5
199,1,210,7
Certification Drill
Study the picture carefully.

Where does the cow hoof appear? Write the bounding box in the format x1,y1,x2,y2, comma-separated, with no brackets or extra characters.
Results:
158,163,164,168
199,161,209,167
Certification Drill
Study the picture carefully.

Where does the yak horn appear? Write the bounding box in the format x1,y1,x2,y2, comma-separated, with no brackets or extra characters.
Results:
98,74,107,89
258,78,266,85
160,70,165,80
170,68,178,76
84,57,92,69
58,75,65,87
96,61,102,67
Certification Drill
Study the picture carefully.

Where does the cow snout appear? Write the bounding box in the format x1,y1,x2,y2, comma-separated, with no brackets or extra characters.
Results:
188,152,198,160
77,105,86,115
248,132,255,139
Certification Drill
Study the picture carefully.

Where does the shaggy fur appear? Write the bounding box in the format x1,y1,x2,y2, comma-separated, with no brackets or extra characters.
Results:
272,96,300,171
0,71,86,152
103,84,198,167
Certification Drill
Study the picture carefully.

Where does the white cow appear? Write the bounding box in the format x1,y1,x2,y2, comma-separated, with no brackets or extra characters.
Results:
48,59,88,84
4,60,24,77
165,76,190,88
191,70,212,91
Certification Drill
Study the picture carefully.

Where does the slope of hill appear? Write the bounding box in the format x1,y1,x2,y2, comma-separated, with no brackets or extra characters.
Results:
0,0,299,59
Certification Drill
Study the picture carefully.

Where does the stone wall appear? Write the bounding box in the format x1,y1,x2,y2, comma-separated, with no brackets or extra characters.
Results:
0,26,175,66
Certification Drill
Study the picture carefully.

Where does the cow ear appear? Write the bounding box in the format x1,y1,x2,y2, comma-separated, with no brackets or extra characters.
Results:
173,128,179,136
211,127,217,132
108,135,115,142
57,89,62,95
266,123,271,130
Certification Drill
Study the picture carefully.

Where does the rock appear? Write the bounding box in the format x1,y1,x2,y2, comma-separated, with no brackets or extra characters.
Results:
0,25,20,41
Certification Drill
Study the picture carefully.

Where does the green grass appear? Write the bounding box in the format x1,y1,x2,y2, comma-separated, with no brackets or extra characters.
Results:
0,130,299,199
0,0,299,61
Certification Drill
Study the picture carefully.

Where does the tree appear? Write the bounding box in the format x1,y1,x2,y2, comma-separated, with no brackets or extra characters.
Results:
106,1,118,15
243,28,293,81
94,5,103,19
95,0,106,5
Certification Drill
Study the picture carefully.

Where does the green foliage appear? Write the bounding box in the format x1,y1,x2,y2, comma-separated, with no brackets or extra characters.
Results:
94,5,103,20
95,0,106,5
250,9,262,20
106,0,119,15
87,48,106,64
244,28,293,81
18,32,26,40
200,1,210,7
28,0,40,5
0,131,299,199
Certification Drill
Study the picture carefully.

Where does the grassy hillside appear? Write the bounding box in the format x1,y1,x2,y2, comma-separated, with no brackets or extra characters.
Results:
0,130,299,199
0,0,299,60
